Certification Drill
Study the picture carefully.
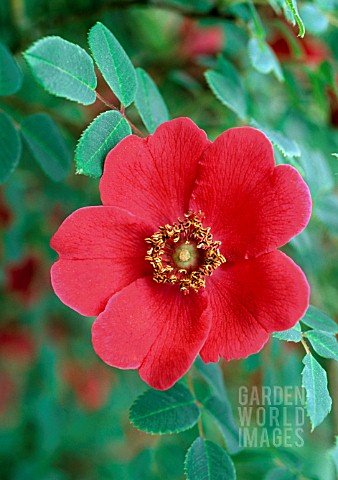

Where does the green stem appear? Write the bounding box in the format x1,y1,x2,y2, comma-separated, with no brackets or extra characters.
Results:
301,336,311,355
187,370,205,439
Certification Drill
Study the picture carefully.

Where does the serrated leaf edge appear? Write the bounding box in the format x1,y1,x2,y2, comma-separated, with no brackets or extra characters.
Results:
23,36,97,105
284,0,305,37
129,388,200,435
88,22,137,107
301,354,332,431
204,69,246,121
305,331,338,360
184,437,204,480
75,110,130,178
136,68,156,133
135,67,169,133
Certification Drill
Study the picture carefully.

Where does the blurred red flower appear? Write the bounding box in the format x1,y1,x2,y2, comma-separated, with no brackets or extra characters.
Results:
63,361,112,411
180,19,224,59
0,371,15,416
0,323,36,364
269,30,329,67
5,254,46,306
328,75,338,127
0,190,12,229
51,118,311,390
331,100,338,127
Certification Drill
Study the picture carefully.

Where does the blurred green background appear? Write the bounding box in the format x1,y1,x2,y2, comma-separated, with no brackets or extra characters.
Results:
1,1,338,479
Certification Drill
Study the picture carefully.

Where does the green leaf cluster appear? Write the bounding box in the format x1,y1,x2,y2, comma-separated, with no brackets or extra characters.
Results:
273,305,337,430
129,359,239,478
0,41,72,183
22,22,169,178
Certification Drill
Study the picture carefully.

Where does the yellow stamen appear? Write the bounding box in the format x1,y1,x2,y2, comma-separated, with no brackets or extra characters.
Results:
145,212,226,294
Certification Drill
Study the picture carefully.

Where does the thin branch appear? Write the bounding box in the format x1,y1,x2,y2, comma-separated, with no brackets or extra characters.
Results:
95,91,119,112
301,336,311,356
126,118,145,137
95,91,145,137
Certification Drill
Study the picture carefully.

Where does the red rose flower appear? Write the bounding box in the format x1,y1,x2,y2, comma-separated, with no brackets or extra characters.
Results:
51,118,311,390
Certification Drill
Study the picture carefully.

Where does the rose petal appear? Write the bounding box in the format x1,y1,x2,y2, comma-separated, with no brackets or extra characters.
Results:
100,117,211,227
92,277,210,390
201,250,310,362
51,206,152,316
190,127,311,260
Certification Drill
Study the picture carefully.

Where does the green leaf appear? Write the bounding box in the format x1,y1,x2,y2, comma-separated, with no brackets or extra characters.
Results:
129,383,200,434
250,120,300,158
205,59,247,120
0,42,22,96
248,38,283,81
306,331,338,361
301,306,338,334
273,323,302,342
195,359,240,455
21,113,71,181
302,354,332,430
204,395,241,455
24,36,97,105
0,111,21,183
135,68,169,133
247,2,266,40
185,437,236,480
88,22,137,107
300,4,328,34
194,357,226,399
284,0,305,37
319,60,338,90
75,110,131,178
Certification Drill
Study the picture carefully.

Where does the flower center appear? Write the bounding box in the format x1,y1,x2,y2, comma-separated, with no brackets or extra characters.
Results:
179,248,190,262
173,243,197,269
145,212,226,293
